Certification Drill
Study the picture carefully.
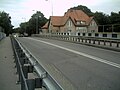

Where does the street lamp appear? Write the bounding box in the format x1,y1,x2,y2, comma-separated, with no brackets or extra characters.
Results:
32,10,42,34
45,0,53,16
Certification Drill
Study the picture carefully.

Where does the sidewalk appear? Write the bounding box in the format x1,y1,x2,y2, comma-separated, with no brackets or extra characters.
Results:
0,37,20,90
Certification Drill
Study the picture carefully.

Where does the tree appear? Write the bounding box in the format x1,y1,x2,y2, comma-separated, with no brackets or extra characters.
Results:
109,12,120,32
13,27,20,33
26,11,47,36
94,12,110,25
19,22,26,34
30,11,48,33
70,5,93,16
0,11,13,36
20,11,48,36
110,12,120,24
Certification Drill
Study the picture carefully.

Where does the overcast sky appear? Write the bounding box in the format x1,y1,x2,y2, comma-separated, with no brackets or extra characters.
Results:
0,0,120,28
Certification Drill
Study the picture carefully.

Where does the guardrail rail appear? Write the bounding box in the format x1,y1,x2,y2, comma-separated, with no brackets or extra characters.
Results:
11,36,63,90
33,34,120,52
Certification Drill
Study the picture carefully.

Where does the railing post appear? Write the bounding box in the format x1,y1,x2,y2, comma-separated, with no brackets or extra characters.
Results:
93,39,95,44
110,41,112,46
98,40,100,45
78,37,80,42
85,39,87,43
117,42,119,47
104,40,106,45
89,39,91,43
81,38,83,42
26,79,35,90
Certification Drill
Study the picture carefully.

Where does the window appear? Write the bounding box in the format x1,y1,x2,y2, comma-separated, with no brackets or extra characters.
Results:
112,34,117,38
95,33,99,37
68,20,72,27
90,20,96,26
77,21,86,25
88,33,91,36
81,21,86,25
91,30,95,32
103,34,107,37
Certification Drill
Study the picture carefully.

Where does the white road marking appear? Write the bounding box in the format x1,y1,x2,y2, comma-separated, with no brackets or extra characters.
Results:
29,38,120,69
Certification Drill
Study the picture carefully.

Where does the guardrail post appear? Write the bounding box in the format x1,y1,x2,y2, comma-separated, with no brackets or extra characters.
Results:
85,39,87,43
21,77,24,90
78,37,80,42
81,38,83,42
72,37,74,42
93,40,95,44
89,39,91,43
35,78,42,88
110,41,112,46
104,40,106,45
26,78,42,90
26,79,35,90
75,37,77,42
117,42,119,47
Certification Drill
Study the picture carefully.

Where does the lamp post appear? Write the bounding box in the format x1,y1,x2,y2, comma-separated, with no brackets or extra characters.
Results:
45,0,53,16
32,10,41,34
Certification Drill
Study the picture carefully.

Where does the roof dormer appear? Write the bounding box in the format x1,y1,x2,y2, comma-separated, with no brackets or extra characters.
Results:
76,20,86,25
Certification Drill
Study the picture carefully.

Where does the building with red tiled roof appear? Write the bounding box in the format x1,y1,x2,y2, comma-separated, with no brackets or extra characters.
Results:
42,9,98,35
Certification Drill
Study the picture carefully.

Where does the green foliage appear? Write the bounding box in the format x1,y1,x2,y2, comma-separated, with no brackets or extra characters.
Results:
19,11,48,36
0,11,13,36
13,27,20,33
70,5,120,26
94,12,111,25
70,5,94,16
110,12,120,24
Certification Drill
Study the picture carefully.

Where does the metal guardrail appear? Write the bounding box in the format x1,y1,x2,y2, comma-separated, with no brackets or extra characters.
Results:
33,34,120,51
11,36,63,90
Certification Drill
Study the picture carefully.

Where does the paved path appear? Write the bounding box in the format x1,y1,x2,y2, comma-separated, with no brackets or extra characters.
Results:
0,37,20,90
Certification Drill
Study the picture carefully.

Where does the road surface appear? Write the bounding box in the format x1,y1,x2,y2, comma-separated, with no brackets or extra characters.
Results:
17,37,120,90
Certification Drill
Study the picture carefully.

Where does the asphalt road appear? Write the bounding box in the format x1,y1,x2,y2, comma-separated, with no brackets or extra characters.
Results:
17,37,120,90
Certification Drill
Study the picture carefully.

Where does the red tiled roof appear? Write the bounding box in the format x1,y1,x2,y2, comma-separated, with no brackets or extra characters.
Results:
64,9,93,25
50,16,63,26
42,9,94,28
41,21,49,29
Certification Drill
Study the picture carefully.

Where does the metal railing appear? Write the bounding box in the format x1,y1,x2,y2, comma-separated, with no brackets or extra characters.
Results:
33,34,120,51
11,36,63,90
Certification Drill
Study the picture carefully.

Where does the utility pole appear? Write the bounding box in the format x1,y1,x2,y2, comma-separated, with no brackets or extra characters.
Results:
45,0,53,16
32,10,42,34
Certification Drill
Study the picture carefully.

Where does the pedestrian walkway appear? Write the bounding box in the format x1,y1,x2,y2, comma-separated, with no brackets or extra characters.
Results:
0,37,20,90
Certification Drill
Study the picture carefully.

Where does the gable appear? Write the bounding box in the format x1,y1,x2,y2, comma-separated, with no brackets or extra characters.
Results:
64,17,75,27
89,18,98,26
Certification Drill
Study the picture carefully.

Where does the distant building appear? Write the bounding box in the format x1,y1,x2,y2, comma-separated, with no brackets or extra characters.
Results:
42,9,98,35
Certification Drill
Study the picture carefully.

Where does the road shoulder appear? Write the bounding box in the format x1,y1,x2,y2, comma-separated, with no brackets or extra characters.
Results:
0,37,20,90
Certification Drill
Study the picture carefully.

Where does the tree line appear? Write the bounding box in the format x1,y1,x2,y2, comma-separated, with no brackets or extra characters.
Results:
0,11,13,36
0,5,120,36
70,5,120,32
71,5,120,25
14,11,48,36
18,5,120,34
